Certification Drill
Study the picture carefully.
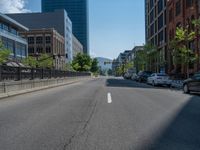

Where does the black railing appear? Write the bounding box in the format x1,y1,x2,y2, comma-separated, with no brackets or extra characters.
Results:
0,65,91,81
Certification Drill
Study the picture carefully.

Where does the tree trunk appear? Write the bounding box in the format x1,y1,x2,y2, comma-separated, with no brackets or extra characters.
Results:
187,63,189,79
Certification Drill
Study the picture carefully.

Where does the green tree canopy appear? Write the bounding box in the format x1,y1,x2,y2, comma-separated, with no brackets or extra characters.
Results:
90,58,99,73
72,53,92,72
134,50,148,72
170,27,196,77
64,63,74,71
38,54,54,69
0,41,11,64
22,56,37,68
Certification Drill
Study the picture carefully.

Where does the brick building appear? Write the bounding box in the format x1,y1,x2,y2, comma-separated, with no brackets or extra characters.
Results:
20,28,65,70
167,0,200,75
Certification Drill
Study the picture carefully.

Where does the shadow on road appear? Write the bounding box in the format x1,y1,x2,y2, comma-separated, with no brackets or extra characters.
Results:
139,95,200,150
106,78,151,89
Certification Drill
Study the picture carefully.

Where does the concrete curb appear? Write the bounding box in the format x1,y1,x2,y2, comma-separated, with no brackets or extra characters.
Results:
0,78,89,100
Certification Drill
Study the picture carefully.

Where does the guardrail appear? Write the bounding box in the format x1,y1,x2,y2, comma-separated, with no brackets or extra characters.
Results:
0,65,91,81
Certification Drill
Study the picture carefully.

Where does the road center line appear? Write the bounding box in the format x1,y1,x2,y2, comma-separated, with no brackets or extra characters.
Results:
107,92,112,104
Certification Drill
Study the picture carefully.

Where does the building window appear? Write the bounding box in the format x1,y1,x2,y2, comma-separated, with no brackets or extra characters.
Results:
16,43,22,56
28,37,34,44
158,30,164,44
150,10,154,23
36,47,43,53
7,39,14,53
21,45,26,57
2,24,9,31
46,36,51,44
158,0,163,14
158,14,164,30
176,0,181,16
150,23,154,36
176,22,181,28
46,47,51,53
36,36,43,44
28,47,34,54
186,0,193,8
10,28,17,35
150,0,154,9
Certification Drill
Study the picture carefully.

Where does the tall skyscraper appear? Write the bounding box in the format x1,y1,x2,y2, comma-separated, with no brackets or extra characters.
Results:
42,0,89,54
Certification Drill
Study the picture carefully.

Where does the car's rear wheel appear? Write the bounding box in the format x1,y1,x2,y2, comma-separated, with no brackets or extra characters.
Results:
183,84,190,94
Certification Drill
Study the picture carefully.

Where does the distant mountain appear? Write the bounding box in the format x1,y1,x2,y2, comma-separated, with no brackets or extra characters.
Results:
95,57,112,70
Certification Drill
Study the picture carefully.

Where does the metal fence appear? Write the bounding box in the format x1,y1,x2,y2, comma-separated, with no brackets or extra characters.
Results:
0,65,91,81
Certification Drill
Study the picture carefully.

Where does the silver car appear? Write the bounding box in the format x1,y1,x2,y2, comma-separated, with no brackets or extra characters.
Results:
147,73,171,86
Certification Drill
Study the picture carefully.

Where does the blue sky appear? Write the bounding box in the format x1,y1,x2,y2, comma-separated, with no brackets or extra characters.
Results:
25,0,145,59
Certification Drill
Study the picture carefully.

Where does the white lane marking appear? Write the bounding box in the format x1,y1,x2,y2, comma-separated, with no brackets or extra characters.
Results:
107,93,112,104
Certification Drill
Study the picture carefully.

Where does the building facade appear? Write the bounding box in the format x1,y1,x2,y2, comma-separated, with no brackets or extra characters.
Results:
7,10,73,62
145,0,167,73
42,0,89,54
167,0,200,75
72,34,83,58
0,13,28,60
20,28,65,70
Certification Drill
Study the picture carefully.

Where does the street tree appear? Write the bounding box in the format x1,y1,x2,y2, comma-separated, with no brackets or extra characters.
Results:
0,41,11,64
22,56,38,68
64,63,74,71
72,53,92,72
90,58,99,73
115,66,123,76
38,54,54,69
170,27,196,78
144,44,158,72
192,19,200,68
134,50,148,72
124,61,134,72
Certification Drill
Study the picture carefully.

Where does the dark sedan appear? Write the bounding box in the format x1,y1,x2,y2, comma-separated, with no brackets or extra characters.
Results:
136,71,153,83
183,72,200,93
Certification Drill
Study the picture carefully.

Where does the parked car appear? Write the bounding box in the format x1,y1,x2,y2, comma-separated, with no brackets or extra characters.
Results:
124,72,132,79
131,73,137,81
136,71,153,83
147,73,171,86
183,72,200,93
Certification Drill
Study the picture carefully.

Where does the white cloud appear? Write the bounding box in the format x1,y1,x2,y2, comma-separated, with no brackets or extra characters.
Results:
0,0,30,13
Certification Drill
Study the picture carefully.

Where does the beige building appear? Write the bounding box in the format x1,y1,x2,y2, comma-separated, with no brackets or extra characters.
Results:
20,28,65,70
72,34,83,58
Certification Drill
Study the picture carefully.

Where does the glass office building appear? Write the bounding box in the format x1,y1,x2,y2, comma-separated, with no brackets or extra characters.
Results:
42,0,89,54
0,13,28,60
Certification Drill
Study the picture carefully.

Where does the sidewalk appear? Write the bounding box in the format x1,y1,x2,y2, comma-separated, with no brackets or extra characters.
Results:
0,77,91,99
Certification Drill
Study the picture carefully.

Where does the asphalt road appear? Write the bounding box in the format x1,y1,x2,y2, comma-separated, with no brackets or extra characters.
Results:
0,77,200,150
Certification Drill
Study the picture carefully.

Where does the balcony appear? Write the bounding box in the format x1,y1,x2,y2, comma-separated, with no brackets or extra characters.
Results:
0,28,27,44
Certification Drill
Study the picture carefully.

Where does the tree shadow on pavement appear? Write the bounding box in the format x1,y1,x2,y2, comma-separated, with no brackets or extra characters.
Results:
106,78,151,89
138,95,200,150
